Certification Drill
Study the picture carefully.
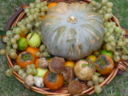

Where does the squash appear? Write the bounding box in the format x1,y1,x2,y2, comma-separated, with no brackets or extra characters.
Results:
41,2,104,60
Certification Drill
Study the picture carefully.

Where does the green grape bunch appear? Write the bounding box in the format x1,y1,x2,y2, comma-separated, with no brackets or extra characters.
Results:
90,0,128,62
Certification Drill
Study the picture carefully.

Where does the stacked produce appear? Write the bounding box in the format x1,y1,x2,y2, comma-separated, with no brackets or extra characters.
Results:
0,0,127,95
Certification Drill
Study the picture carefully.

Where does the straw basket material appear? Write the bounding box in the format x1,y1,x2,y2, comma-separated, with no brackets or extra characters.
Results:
6,0,128,95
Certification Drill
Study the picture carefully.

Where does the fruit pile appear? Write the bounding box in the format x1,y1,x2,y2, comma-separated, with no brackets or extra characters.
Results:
0,0,127,95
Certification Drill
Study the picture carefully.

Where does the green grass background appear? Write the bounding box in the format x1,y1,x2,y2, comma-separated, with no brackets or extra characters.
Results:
0,0,128,96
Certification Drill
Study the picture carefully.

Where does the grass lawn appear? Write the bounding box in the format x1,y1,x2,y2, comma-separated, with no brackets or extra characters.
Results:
0,0,128,96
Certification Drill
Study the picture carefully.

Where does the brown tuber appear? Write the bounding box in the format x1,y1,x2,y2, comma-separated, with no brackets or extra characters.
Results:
68,80,87,95
38,58,48,68
48,57,65,73
62,67,74,82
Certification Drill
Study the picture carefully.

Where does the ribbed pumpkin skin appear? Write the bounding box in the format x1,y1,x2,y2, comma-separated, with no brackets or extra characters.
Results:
41,2,104,60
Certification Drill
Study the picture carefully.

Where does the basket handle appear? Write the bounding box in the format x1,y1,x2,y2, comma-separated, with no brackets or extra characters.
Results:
4,7,24,31
118,60,128,71
41,0,91,3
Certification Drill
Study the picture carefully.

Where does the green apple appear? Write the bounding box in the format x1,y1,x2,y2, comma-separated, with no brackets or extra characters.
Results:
27,32,41,48
17,38,28,50
36,68,48,77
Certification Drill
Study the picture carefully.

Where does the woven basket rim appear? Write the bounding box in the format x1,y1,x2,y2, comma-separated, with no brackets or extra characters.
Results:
6,0,127,95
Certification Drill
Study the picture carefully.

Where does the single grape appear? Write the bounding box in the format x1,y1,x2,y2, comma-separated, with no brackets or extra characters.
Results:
18,69,25,76
42,51,50,57
10,49,16,53
5,69,13,77
6,31,12,36
9,51,17,59
115,27,121,33
43,1,47,5
14,34,20,40
110,42,116,47
122,55,128,60
30,3,35,8
0,49,6,55
108,36,115,42
13,44,18,49
33,13,39,19
24,8,30,14
107,2,113,8
101,0,108,5
87,81,94,87
11,38,16,44
30,9,35,14
108,28,114,33
114,55,120,62
26,68,33,75
99,77,104,83
26,24,32,29
115,52,120,56
43,6,48,11
25,18,31,24
35,22,41,27
36,3,41,8
6,46,11,52
106,44,113,51
105,32,111,37
40,12,45,16
3,36,9,43
102,6,107,11
104,22,110,28
91,1,97,6
41,8,45,12
94,72,101,76
36,52,41,57
21,73,27,79
104,14,112,20
109,22,116,27
107,8,112,13
98,10,104,15
20,26,28,33
14,28,21,34
94,85,102,94
13,65,21,71
28,15,34,21
92,75,99,84
118,40,124,46
39,45,46,52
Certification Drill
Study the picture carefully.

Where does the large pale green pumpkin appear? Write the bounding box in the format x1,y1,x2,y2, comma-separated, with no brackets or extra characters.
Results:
41,2,104,60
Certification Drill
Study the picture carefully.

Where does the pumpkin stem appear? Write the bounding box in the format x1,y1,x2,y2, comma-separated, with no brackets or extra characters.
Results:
67,16,77,24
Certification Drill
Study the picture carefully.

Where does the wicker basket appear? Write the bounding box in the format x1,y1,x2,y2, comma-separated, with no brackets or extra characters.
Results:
6,0,128,95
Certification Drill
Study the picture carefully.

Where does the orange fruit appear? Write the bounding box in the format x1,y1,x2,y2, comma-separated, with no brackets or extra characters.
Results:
65,61,75,68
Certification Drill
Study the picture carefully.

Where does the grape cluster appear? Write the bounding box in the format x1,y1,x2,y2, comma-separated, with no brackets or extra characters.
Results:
90,0,128,62
1,0,49,59
104,22,128,61
89,0,113,20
